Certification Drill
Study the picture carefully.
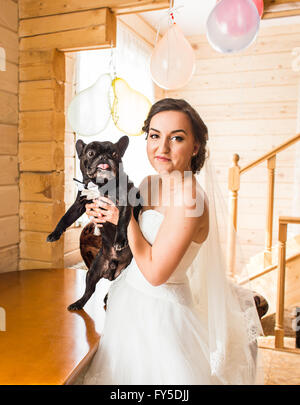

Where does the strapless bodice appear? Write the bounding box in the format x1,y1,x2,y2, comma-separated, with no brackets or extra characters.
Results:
125,209,202,285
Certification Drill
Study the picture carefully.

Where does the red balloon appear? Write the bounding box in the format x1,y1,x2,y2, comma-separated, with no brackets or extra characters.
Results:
252,0,264,17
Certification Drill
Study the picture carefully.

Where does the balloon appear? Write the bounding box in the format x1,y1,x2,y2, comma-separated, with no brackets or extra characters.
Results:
150,24,195,90
216,0,264,17
252,0,264,17
111,78,152,136
207,0,260,53
67,73,112,136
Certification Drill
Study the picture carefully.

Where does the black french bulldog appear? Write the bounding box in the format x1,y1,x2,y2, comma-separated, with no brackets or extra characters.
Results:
47,136,142,310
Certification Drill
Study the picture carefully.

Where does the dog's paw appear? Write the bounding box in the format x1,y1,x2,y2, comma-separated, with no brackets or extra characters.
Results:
114,239,128,251
67,301,84,311
47,231,61,242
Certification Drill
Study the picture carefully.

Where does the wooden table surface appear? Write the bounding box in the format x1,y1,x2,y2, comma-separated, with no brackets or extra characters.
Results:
0,268,109,385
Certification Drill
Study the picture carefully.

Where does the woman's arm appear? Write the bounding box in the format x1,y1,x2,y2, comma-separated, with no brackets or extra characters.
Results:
127,202,201,286
127,178,204,286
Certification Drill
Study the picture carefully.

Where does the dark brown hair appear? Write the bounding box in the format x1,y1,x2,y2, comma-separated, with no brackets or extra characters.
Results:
142,98,208,174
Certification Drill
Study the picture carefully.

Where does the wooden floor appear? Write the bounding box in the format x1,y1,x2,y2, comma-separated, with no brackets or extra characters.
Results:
0,268,110,385
2,267,300,385
259,337,300,385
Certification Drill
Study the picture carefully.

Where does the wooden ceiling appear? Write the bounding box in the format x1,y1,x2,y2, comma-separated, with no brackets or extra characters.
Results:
18,0,170,18
263,0,300,19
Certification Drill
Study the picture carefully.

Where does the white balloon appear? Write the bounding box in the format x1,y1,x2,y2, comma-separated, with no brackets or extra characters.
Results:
150,24,195,90
67,73,112,137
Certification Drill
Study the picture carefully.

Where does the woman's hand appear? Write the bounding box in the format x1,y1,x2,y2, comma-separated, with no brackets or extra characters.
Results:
85,197,119,227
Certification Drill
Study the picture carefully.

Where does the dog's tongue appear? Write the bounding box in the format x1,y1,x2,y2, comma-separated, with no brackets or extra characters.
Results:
98,163,110,170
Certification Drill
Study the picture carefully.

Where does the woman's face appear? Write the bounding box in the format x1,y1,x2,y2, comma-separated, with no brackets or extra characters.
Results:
146,110,199,175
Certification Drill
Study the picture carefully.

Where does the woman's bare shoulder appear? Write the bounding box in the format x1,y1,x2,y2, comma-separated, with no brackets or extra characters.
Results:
173,175,208,216
176,176,208,243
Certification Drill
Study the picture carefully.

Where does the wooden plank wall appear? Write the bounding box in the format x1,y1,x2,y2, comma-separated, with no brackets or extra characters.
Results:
164,23,300,266
63,52,82,267
0,0,19,273
19,49,65,270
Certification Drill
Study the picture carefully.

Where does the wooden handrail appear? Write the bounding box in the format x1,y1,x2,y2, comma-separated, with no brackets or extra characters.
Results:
275,216,300,349
277,216,300,225
240,133,300,175
238,251,300,285
228,132,300,276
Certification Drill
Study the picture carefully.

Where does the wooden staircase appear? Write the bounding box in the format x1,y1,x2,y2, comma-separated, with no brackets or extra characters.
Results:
240,232,300,315
227,133,300,384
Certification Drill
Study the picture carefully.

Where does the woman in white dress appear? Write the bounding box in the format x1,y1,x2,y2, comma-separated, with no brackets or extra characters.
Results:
81,98,263,385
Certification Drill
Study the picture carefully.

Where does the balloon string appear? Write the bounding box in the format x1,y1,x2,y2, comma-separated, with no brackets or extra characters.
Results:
109,40,117,80
154,5,184,45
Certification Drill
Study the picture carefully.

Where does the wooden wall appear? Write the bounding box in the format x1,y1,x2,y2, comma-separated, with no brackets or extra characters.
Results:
165,23,300,266
0,0,19,273
19,48,65,270
63,52,82,267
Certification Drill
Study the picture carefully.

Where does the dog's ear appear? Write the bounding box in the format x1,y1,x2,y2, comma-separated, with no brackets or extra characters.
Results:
116,136,129,157
75,139,86,158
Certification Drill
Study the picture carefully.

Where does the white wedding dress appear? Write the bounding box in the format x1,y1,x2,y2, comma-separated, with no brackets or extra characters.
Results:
81,209,261,385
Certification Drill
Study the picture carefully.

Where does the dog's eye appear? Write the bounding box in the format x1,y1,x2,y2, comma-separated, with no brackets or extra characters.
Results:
87,150,95,158
112,152,118,158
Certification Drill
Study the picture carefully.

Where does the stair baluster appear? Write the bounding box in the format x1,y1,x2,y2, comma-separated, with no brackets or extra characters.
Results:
227,153,240,279
264,155,276,267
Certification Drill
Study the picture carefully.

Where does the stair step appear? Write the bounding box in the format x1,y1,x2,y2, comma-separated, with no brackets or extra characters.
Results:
247,233,300,271
258,335,300,353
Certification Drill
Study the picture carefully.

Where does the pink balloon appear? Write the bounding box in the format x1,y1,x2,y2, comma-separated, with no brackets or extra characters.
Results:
216,0,263,18
207,0,260,53
150,24,195,90
215,0,259,36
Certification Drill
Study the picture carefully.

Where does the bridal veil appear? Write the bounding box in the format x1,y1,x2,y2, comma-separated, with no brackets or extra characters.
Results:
187,141,264,384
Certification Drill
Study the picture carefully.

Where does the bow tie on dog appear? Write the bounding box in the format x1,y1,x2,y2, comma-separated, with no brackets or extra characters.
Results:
47,136,142,310
74,180,105,236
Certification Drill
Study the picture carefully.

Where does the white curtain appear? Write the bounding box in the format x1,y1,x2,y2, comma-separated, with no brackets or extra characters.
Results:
74,22,157,226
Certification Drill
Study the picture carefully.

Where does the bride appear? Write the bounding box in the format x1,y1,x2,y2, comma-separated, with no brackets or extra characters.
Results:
79,98,263,385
